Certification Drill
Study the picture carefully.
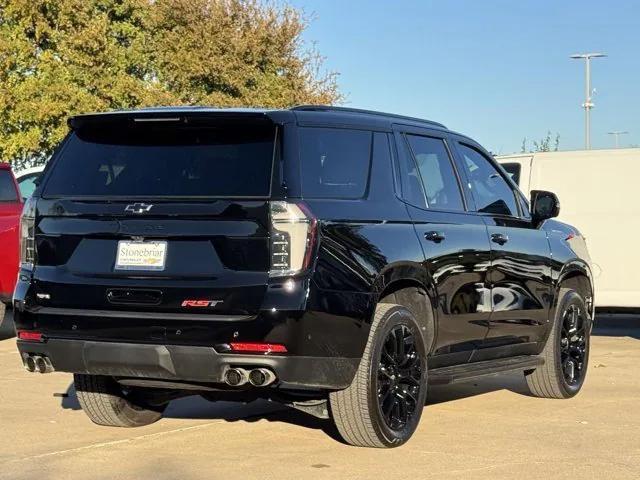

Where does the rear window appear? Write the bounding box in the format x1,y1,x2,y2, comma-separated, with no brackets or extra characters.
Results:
0,170,18,202
299,127,372,199
43,123,275,198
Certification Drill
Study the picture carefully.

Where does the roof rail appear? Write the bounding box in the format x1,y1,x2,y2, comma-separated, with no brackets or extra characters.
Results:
291,105,446,129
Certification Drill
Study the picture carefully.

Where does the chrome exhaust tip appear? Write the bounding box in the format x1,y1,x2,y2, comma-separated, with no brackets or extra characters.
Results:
33,355,43,373
24,355,36,373
35,356,53,374
224,368,249,387
248,368,276,387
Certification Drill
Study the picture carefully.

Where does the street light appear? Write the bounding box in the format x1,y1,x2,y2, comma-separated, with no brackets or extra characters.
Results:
608,131,629,148
570,52,607,149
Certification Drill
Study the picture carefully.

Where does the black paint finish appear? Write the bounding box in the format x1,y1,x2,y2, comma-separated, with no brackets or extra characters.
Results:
478,214,554,360
13,106,593,393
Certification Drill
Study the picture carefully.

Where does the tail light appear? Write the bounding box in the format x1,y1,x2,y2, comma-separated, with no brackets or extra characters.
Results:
20,197,36,268
269,201,317,277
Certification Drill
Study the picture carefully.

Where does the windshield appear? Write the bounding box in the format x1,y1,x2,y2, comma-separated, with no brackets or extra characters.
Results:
43,123,275,198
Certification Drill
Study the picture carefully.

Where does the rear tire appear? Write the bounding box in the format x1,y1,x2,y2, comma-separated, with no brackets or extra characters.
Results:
329,303,428,448
525,289,591,399
74,374,167,427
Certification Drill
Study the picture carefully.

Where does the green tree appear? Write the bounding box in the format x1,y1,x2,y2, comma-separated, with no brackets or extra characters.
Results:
0,0,340,169
148,0,340,107
520,131,560,153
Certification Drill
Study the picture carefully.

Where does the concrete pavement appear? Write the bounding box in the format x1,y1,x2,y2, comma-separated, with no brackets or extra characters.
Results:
0,312,638,480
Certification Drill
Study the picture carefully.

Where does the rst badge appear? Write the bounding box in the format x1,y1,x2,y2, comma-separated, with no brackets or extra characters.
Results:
181,299,224,308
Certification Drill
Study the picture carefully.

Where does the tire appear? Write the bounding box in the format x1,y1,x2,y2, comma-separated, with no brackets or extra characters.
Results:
74,374,167,427
329,303,428,448
525,289,592,399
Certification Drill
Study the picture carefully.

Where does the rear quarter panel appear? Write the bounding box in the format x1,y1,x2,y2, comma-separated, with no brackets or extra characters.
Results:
300,129,426,359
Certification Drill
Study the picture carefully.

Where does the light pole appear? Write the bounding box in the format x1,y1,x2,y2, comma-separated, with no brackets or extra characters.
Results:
608,131,629,148
570,52,607,149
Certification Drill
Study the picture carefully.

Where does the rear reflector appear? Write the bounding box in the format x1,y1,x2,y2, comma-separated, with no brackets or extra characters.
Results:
229,342,287,354
17,331,44,342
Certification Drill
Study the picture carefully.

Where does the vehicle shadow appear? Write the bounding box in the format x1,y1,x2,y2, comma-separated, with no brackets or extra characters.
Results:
59,381,345,442
55,314,638,443
593,314,640,340
58,374,530,444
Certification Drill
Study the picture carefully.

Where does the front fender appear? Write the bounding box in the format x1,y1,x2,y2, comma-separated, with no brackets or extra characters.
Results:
545,220,595,320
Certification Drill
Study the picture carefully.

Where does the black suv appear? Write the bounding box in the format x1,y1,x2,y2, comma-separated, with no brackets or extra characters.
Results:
14,106,594,448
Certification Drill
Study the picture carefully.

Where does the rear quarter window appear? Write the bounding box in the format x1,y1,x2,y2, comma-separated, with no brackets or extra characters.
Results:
299,127,372,199
0,170,18,201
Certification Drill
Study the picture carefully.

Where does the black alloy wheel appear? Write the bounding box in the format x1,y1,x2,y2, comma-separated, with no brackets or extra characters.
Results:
525,288,591,399
329,303,429,447
560,304,587,386
377,324,423,431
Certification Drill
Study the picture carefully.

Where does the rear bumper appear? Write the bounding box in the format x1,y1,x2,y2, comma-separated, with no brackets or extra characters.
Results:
17,339,360,390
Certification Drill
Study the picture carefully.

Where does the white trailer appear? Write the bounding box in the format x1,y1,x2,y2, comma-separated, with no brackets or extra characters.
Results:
497,148,640,311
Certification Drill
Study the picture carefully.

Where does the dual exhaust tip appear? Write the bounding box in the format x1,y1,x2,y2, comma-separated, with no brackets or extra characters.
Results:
23,355,273,387
224,367,276,387
24,355,54,374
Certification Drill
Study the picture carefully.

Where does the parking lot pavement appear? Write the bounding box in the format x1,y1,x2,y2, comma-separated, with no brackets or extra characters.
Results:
0,314,638,480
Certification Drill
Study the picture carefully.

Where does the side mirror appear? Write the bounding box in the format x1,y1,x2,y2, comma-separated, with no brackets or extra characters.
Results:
531,190,560,223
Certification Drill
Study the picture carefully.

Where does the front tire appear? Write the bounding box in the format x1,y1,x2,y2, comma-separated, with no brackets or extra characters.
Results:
526,289,591,398
329,303,428,448
74,374,167,427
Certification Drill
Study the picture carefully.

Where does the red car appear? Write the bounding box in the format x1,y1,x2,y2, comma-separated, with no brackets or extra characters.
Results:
0,163,22,305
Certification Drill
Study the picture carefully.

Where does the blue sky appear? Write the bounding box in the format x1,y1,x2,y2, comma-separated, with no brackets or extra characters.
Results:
291,0,639,153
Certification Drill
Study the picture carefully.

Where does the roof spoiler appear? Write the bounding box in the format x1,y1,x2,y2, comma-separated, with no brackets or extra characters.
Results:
67,109,285,131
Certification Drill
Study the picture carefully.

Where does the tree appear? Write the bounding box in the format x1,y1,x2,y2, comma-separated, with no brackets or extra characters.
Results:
0,0,341,169
148,0,340,107
520,131,560,153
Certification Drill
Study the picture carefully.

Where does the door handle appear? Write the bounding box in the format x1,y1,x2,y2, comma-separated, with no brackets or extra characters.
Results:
491,233,509,245
424,231,445,243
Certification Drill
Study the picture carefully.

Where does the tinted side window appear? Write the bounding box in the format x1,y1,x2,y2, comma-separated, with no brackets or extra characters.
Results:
458,144,518,216
405,135,464,211
501,162,521,185
299,128,372,199
19,174,39,199
0,170,18,202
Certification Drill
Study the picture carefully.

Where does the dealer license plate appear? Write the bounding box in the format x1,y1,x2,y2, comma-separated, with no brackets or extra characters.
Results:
115,241,167,271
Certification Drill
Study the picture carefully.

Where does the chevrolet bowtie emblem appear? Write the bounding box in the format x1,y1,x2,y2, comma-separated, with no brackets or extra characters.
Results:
124,203,154,214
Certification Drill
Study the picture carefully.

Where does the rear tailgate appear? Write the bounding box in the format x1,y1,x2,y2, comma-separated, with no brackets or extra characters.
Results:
31,113,277,343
